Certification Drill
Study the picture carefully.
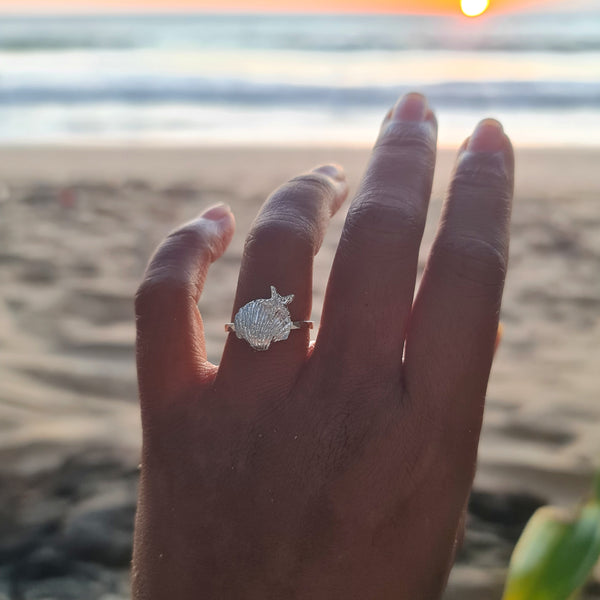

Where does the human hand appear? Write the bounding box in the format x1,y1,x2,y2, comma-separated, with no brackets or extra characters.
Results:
132,93,514,599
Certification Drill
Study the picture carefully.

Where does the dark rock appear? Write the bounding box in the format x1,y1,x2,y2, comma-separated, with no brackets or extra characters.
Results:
20,572,114,600
62,489,136,568
468,490,546,542
12,546,69,581
456,516,514,567
14,560,126,598
0,445,137,597
585,582,600,598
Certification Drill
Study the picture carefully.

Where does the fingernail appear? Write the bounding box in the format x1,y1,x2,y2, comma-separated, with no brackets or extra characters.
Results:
468,119,505,152
313,164,346,182
391,92,428,122
202,203,231,221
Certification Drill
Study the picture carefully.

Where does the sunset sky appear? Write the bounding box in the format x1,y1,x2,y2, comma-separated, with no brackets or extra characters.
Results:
0,0,597,14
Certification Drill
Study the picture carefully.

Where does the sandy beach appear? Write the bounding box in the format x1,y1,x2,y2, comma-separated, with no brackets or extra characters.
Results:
1,145,599,599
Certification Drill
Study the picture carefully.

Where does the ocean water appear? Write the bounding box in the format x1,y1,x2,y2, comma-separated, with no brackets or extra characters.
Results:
0,12,599,146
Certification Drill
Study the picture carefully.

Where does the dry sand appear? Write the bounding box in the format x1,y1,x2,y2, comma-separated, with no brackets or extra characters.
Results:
0,145,599,599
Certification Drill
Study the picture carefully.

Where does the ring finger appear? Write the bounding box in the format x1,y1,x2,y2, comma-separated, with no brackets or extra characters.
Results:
216,165,349,396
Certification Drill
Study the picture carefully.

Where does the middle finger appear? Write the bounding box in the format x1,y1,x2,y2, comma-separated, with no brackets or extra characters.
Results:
312,93,437,381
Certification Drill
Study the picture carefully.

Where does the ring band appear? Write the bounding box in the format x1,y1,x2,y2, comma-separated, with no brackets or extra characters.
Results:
225,321,313,333
225,285,313,351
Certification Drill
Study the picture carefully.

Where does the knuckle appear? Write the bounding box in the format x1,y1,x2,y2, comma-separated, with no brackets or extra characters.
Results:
452,151,511,195
135,272,195,318
344,190,425,249
355,124,435,239
269,173,335,222
242,172,336,260
375,121,436,171
166,224,216,260
287,172,337,200
244,216,316,261
433,235,507,289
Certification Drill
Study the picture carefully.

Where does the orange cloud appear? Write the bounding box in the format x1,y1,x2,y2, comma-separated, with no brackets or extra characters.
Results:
0,0,559,14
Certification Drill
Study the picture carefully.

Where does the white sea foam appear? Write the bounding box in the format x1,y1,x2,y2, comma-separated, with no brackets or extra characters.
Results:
0,12,598,145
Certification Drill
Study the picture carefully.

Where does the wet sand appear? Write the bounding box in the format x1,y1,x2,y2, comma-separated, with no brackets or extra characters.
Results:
0,145,599,598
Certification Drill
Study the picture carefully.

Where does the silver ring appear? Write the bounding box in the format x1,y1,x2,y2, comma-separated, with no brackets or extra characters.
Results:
225,285,313,351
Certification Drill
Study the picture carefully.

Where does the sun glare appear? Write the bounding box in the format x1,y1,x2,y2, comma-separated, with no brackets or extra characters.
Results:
460,0,489,17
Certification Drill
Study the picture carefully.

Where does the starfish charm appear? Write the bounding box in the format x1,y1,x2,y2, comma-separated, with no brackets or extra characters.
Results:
268,286,294,306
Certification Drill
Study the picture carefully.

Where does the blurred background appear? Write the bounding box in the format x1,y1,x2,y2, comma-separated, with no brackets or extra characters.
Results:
0,1,599,599
1,3,600,146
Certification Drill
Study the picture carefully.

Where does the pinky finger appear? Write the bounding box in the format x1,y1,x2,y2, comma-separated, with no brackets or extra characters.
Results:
135,204,235,405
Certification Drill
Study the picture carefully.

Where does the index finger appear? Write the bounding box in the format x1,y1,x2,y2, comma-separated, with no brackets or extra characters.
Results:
404,119,514,438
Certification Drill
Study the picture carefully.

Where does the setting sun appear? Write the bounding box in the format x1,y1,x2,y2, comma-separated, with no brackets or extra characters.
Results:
461,0,490,16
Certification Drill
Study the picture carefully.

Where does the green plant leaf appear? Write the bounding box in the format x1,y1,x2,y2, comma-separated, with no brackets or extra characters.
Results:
593,469,600,503
502,501,600,600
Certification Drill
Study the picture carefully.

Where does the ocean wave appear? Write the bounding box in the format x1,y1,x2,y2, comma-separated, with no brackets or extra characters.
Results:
4,38,600,53
1,78,598,110
0,37,135,51
1,13,599,54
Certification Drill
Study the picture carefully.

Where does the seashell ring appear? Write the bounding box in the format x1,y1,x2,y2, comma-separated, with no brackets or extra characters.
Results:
225,286,313,351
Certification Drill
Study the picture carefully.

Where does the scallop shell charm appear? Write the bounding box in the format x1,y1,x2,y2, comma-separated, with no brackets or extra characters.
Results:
233,286,294,351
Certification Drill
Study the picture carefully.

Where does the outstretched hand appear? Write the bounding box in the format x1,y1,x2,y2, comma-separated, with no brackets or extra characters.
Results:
132,93,514,600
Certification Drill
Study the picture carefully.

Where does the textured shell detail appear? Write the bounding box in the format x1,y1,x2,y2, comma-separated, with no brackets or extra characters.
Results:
234,286,294,351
